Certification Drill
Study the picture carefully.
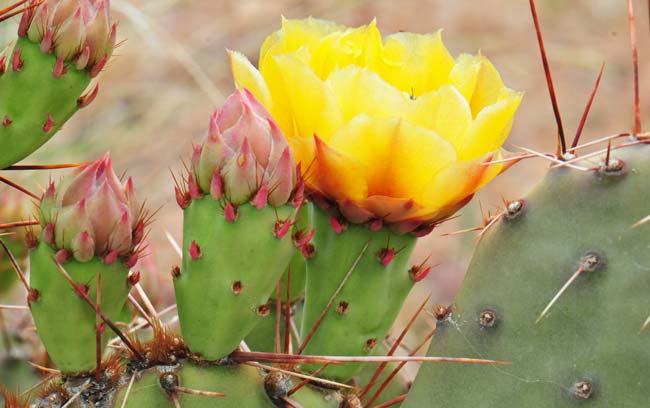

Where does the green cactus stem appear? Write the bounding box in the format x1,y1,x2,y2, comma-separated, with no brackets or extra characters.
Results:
29,242,131,374
175,200,295,360
300,202,417,381
405,144,650,407
0,38,91,168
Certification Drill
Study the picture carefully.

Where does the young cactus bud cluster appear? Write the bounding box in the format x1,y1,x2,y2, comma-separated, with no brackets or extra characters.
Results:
175,89,302,361
181,88,297,212
29,154,145,374
18,0,116,74
0,0,115,168
38,154,143,265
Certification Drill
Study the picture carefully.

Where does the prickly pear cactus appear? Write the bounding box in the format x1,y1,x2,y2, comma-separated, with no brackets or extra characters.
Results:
174,89,301,361
29,155,145,374
405,143,650,407
0,0,114,168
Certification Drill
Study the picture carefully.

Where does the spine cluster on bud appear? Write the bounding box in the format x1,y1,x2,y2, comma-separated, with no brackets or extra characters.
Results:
18,0,116,75
37,154,145,266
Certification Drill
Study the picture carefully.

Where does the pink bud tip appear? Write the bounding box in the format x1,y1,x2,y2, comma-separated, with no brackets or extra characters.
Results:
412,223,435,238
18,10,30,37
210,168,224,200
273,219,291,240
55,249,71,264
189,240,201,260
42,113,55,133
125,252,139,268
12,47,23,72
27,289,41,303
88,53,108,78
329,216,347,234
25,231,39,250
293,228,315,248
224,202,238,223
290,178,305,209
2,116,12,128
251,184,269,210
188,174,202,200
127,271,141,286
132,220,145,245
75,283,89,298
99,323,106,334
78,83,99,108
103,249,119,265
377,248,396,267
300,243,316,259
0,56,6,75
175,187,190,209
369,219,383,231
43,223,55,246
409,265,432,283
40,29,53,53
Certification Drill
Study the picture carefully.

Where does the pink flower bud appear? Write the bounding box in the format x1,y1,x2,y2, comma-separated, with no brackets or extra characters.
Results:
38,154,144,262
24,0,116,70
191,89,297,207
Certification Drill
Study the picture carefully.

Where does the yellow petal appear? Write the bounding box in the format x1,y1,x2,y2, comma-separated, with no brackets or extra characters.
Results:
469,57,505,117
328,116,457,198
310,136,368,202
326,66,409,123
375,30,454,96
448,53,482,102
228,50,273,110
420,152,498,208
269,53,344,141
280,17,343,52
310,20,383,79
460,88,523,160
408,85,472,151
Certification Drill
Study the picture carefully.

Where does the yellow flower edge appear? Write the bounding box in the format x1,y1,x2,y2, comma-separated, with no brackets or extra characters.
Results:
229,17,523,233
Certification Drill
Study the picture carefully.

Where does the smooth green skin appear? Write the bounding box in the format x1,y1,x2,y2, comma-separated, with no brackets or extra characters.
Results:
0,38,89,168
405,144,650,407
176,200,295,360
301,203,417,381
113,362,339,408
29,243,130,374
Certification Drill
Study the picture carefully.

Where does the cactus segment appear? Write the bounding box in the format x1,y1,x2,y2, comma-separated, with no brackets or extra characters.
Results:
175,199,295,360
404,144,650,407
300,203,417,381
114,362,339,408
0,37,90,168
28,242,130,374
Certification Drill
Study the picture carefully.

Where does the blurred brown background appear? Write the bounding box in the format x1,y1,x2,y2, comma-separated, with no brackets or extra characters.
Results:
1,0,649,320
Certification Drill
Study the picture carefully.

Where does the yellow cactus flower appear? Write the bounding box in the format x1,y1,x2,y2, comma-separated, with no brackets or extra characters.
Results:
229,17,523,233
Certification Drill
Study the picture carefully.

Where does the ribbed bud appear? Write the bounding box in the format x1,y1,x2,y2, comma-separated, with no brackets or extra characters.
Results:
20,0,116,71
37,154,144,263
190,89,297,207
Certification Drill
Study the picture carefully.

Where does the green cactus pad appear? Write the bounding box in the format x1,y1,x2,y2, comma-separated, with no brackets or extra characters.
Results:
29,242,130,374
301,203,417,381
175,199,295,360
0,37,90,168
405,144,650,407
114,362,339,408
